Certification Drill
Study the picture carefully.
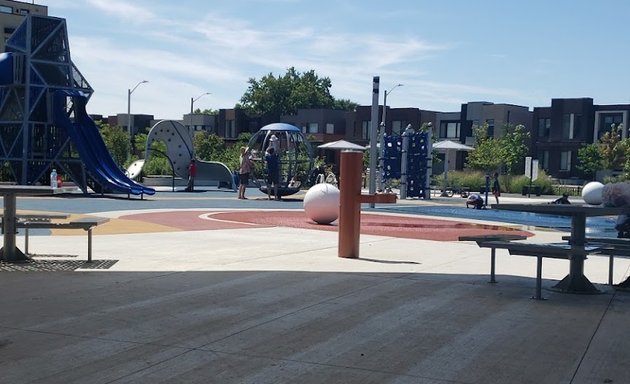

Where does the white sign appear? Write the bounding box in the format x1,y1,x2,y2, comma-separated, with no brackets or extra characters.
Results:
531,159,539,181
524,156,532,178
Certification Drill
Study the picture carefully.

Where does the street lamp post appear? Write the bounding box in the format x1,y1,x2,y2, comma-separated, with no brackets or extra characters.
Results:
127,80,148,157
190,92,211,157
378,83,403,191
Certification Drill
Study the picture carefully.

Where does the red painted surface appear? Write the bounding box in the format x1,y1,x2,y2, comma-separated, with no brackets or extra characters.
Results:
119,210,532,241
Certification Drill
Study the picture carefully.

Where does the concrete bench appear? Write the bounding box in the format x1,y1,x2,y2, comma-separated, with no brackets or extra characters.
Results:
17,217,110,262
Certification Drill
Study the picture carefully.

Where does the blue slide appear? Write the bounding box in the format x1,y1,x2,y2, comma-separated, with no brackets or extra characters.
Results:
53,90,155,196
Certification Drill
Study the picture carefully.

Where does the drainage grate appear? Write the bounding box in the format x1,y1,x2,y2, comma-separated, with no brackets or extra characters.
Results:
0,259,118,271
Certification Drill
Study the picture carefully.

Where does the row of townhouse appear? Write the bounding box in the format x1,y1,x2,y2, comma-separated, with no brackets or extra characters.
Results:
100,97,629,182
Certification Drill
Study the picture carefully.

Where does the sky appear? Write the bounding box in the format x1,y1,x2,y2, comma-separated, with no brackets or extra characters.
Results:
32,0,630,120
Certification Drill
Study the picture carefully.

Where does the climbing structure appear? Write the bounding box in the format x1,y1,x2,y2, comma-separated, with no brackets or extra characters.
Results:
0,15,154,195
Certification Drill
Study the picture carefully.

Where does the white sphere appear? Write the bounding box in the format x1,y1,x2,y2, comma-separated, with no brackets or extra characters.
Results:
582,181,604,205
303,183,340,224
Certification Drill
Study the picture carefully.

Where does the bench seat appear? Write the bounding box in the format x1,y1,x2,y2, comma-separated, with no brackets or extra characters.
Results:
460,234,601,300
17,217,110,262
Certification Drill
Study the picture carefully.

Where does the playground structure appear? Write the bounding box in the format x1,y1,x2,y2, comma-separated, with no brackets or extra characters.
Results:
126,120,234,189
381,128,432,199
247,123,314,197
0,15,154,196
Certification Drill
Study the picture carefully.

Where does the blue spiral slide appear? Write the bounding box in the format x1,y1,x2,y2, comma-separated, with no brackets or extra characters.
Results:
53,90,155,196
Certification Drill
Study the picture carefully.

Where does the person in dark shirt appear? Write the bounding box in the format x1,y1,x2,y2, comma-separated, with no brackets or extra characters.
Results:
551,193,571,204
491,172,501,204
265,147,280,200
185,159,197,192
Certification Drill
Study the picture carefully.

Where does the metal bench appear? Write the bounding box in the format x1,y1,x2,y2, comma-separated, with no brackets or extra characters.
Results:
459,234,528,284
17,217,110,262
563,236,630,286
477,241,600,300
460,234,601,300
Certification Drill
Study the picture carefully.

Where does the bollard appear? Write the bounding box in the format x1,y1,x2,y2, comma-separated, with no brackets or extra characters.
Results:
338,150,396,258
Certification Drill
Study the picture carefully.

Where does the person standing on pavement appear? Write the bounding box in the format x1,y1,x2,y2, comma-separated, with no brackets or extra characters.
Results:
492,172,501,204
186,159,197,192
238,146,252,199
265,147,280,200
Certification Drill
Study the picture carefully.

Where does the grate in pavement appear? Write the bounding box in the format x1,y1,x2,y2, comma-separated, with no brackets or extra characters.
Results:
0,259,118,271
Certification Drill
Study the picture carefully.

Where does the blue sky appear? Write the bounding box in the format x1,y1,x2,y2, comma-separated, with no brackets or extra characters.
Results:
36,0,630,120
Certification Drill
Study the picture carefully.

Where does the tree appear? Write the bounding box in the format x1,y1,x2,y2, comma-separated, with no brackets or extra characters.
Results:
498,123,530,175
239,67,342,120
577,143,604,180
465,124,502,173
599,123,625,169
97,121,130,167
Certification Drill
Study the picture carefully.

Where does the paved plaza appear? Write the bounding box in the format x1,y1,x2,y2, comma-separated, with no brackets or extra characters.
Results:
0,188,628,383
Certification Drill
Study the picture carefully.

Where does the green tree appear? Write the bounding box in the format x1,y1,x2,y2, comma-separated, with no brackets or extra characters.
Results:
465,124,503,173
599,123,626,169
239,67,341,120
577,143,604,180
332,98,358,111
97,121,130,167
498,123,530,175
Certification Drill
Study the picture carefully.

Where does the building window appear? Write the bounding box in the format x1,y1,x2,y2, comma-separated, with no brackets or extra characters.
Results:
308,122,318,134
439,121,460,139
392,121,402,136
599,113,624,139
0,6,12,14
538,118,551,138
562,114,575,139
225,119,235,138
537,150,549,170
560,151,572,171
486,119,495,137
19,9,29,15
325,123,334,134
362,121,371,140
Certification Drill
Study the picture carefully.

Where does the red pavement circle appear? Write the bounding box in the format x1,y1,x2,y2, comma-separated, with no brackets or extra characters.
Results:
120,210,533,241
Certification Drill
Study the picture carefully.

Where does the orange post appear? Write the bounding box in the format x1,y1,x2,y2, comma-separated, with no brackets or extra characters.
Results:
338,151,396,258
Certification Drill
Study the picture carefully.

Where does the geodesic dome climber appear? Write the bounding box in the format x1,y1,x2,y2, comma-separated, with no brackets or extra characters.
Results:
0,15,154,196
247,123,314,196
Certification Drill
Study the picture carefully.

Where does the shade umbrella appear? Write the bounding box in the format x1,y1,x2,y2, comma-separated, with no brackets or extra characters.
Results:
433,140,474,197
318,140,366,151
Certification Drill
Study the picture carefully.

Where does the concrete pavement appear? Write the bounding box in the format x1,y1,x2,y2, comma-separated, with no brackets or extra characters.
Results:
0,189,628,384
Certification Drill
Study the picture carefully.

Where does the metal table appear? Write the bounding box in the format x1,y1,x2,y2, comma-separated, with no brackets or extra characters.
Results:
0,185,66,262
491,203,628,294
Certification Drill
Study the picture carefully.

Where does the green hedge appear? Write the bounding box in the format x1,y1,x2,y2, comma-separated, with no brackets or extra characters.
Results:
431,170,555,195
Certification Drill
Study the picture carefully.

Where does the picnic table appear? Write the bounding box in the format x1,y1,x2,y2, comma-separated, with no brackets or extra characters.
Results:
0,185,68,262
491,203,629,294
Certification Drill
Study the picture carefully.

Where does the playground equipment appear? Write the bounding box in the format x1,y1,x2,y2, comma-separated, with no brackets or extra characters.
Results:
303,182,340,224
247,123,314,197
0,15,154,196
126,120,234,189
381,128,432,199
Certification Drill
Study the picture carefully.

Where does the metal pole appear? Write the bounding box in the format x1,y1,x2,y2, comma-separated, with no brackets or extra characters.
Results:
190,92,211,159
400,124,413,199
378,84,402,192
127,80,148,159
368,76,380,208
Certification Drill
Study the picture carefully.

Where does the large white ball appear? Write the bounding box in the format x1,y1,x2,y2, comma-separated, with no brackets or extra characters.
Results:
582,181,604,205
303,183,340,224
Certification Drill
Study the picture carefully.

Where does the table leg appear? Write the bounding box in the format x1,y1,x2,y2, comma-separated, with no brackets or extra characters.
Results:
551,213,600,294
0,193,29,262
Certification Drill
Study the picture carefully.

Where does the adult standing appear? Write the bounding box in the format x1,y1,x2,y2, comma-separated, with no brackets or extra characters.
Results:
238,146,252,199
265,147,280,200
492,172,501,204
186,159,197,192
